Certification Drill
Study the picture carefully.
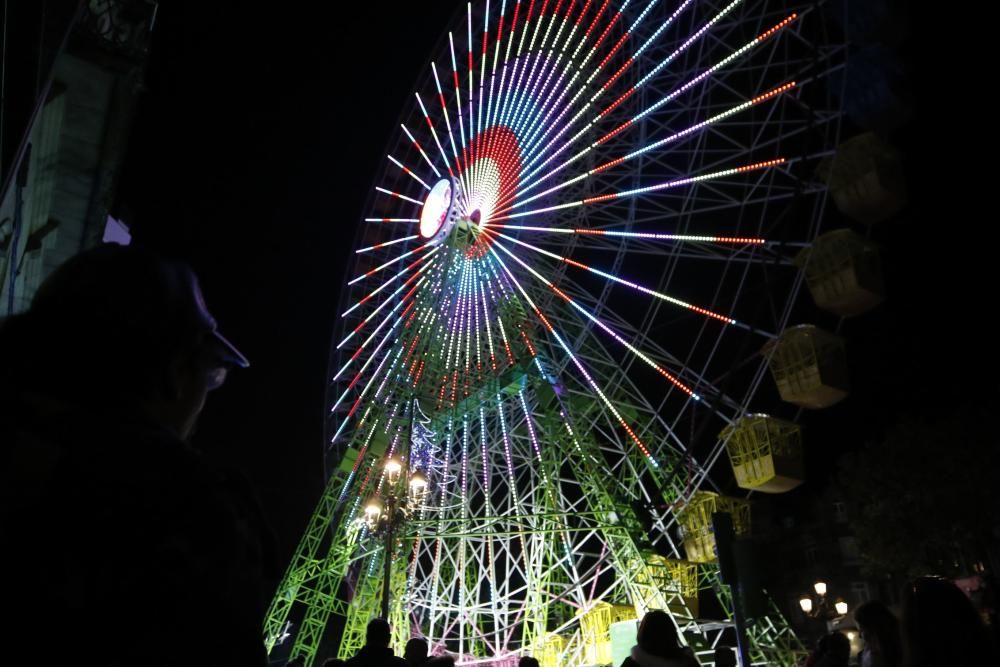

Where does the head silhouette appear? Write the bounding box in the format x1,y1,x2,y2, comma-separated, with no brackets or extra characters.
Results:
854,600,901,667
637,609,684,659
0,243,247,439
366,618,393,649
902,576,996,666
405,637,428,664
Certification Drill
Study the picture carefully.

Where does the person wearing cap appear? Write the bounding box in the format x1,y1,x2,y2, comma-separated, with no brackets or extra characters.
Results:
0,243,272,665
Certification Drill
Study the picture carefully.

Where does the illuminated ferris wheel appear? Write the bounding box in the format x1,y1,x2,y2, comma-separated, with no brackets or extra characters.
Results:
267,1,847,665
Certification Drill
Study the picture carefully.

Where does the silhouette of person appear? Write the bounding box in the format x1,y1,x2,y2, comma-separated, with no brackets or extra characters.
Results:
404,638,429,667
518,658,540,667
620,610,699,667
853,600,901,667
345,618,407,667
901,576,998,667
0,244,270,666
805,632,850,667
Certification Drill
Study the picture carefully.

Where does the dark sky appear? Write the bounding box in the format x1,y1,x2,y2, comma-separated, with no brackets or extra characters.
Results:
115,2,463,564
113,1,992,571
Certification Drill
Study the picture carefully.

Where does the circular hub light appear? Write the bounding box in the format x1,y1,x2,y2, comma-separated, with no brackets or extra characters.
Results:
419,178,463,245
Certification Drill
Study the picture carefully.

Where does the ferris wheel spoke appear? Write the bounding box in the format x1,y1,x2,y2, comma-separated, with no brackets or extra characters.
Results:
337,271,429,350
375,184,425,208
508,0,671,192
509,10,798,210
363,217,419,224
493,0,533,133
501,48,551,151
500,80,796,214
508,0,616,181
511,0,588,144
465,3,489,196
490,236,703,402
511,7,600,177
500,2,574,141
596,0,754,122
455,35,479,197
354,234,421,255
517,10,800,206
484,246,661,467
489,157,785,229
494,224,768,246
415,92,457,181
431,62,467,191
387,154,433,191
448,32,470,183
599,13,799,145
347,241,434,286
332,284,422,387
343,248,440,317
484,3,515,142
474,22,492,199
400,124,443,180
328,311,409,441
485,228,741,328
507,0,660,182
469,3,482,177
599,0,695,94
552,273,758,415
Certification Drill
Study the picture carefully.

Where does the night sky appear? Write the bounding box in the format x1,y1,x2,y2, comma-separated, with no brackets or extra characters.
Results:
112,0,992,577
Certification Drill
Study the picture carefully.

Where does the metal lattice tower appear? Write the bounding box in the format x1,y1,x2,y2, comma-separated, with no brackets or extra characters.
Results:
265,1,846,664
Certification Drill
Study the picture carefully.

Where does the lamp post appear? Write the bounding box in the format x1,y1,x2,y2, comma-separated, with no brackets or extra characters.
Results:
362,423,429,620
799,580,849,624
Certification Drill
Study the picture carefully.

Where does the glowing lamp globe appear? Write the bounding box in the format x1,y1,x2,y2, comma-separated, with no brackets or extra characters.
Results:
409,471,428,500
364,500,382,528
384,457,403,484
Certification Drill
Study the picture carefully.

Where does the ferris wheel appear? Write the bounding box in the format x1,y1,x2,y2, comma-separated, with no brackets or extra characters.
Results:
267,1,847,665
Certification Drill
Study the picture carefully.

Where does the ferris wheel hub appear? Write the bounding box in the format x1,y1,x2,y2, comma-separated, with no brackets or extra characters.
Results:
419,177,465,245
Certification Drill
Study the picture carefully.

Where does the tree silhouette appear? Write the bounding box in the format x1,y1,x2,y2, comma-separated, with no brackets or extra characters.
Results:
838,398,1000,578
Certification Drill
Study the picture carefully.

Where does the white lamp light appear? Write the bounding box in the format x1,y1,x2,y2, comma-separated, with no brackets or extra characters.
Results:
799,596,813,614
813,581,828,597
409,470,428,501
385,457,403,484
364,499,383,528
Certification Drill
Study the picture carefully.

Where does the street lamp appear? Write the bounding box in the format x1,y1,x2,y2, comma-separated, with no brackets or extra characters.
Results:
799,580,848,619
363,456,428,619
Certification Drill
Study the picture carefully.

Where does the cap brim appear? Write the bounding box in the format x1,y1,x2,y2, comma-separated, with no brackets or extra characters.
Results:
210,330,250,368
